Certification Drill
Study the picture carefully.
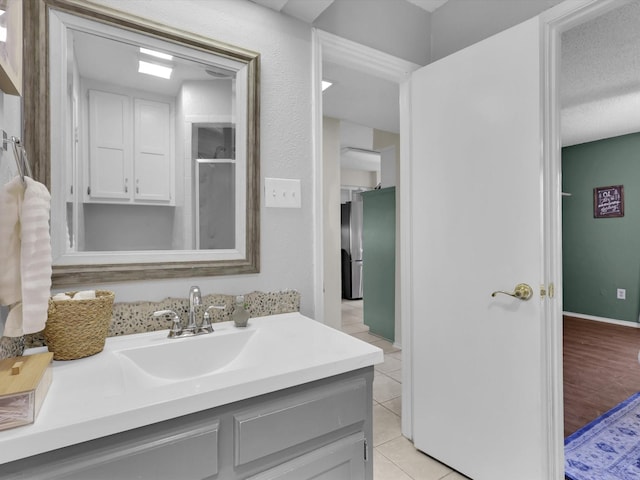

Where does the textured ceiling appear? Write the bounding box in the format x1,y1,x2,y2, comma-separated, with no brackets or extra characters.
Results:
322,0,640,146
320,0,640,147
561,0,640,146
562,1,640,109
249,1,640,146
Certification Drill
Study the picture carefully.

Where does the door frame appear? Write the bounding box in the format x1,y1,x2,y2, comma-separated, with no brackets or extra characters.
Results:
312,0,627,476
311,29,419,332
537,0,633,475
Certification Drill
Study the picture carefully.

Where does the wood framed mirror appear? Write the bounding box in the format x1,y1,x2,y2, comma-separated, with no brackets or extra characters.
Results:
23,0,260,287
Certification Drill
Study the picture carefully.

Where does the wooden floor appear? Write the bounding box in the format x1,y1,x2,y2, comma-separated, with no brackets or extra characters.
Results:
564,315,640,437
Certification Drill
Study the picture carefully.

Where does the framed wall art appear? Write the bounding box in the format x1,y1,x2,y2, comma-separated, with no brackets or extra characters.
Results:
594,185,624,218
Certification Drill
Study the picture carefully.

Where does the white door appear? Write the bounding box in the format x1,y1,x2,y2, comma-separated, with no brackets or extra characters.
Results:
410,17,553,480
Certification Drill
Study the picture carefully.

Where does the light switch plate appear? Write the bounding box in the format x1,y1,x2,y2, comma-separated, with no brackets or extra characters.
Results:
264,178,301,208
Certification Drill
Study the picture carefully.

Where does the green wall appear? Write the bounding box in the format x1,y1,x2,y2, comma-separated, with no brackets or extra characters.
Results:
362,187,395,341
562,132,640,323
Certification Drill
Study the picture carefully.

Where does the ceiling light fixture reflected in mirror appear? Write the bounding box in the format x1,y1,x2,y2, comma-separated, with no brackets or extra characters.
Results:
138,60,172,79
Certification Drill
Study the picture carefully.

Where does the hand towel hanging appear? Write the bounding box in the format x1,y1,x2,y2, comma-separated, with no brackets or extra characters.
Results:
0,176,52,337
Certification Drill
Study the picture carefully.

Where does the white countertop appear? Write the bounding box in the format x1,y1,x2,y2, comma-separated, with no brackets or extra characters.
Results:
0,313,383,464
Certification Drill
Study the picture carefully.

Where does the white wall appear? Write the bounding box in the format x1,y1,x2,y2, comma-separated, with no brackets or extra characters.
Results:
57,0,318,318
83,204,175,250
4,0,571,328
374,129,399,189
339,121,380,187
323,117,342,330
341,169,377,190
431,0,563,61
180,80,233,116
314,0,432,65
340,121,373,150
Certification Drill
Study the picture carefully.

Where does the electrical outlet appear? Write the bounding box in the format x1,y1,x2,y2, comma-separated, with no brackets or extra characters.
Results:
617,288,626,300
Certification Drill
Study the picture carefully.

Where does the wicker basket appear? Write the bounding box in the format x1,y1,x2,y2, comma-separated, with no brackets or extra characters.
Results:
44,290,115,360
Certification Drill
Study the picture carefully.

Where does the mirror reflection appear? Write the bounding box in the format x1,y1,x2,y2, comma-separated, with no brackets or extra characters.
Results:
60,19,242,253
27,0,260,286
195,124,236,250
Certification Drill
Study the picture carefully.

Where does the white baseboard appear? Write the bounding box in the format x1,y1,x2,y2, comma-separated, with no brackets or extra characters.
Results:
563,311,640,328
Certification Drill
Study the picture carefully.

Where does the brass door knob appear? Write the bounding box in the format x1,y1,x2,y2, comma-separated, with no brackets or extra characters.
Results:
491,283,533,301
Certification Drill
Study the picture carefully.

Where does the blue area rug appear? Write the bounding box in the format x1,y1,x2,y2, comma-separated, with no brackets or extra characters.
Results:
566,391,640,480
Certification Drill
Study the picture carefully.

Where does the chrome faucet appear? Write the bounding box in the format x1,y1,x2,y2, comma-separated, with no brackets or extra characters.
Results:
153,286,225,338
152,309,183,338
187,286,202,332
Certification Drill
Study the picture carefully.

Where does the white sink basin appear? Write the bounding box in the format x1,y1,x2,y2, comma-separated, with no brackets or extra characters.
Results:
115,327,256,380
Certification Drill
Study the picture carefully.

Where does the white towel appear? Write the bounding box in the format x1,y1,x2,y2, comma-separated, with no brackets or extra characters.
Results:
0,176,52,336
52,293,71,301
0,177,22,335
73,290,95,300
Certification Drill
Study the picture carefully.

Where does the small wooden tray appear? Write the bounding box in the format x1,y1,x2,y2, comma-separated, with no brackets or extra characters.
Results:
0,352,53,431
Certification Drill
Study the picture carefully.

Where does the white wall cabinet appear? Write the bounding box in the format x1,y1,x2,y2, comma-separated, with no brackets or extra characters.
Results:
134,98,172,202
88,90,130,201
87,90,174,205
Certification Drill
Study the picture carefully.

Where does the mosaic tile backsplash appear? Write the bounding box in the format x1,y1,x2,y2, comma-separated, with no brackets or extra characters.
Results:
22,290,300,350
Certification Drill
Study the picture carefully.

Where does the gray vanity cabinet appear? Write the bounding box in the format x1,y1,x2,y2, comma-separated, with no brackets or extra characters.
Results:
247,433,366,479
0,368,373,480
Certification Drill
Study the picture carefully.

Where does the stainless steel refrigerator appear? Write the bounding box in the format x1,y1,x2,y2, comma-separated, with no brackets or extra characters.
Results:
341,192,364,300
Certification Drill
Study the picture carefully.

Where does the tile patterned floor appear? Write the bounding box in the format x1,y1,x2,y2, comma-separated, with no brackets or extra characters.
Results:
341,299,471,480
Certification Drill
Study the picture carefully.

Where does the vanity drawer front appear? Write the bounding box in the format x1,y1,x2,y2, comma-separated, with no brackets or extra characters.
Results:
0,419,220,480
234,377,367,466
246,432,366,480
59,421,219,480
